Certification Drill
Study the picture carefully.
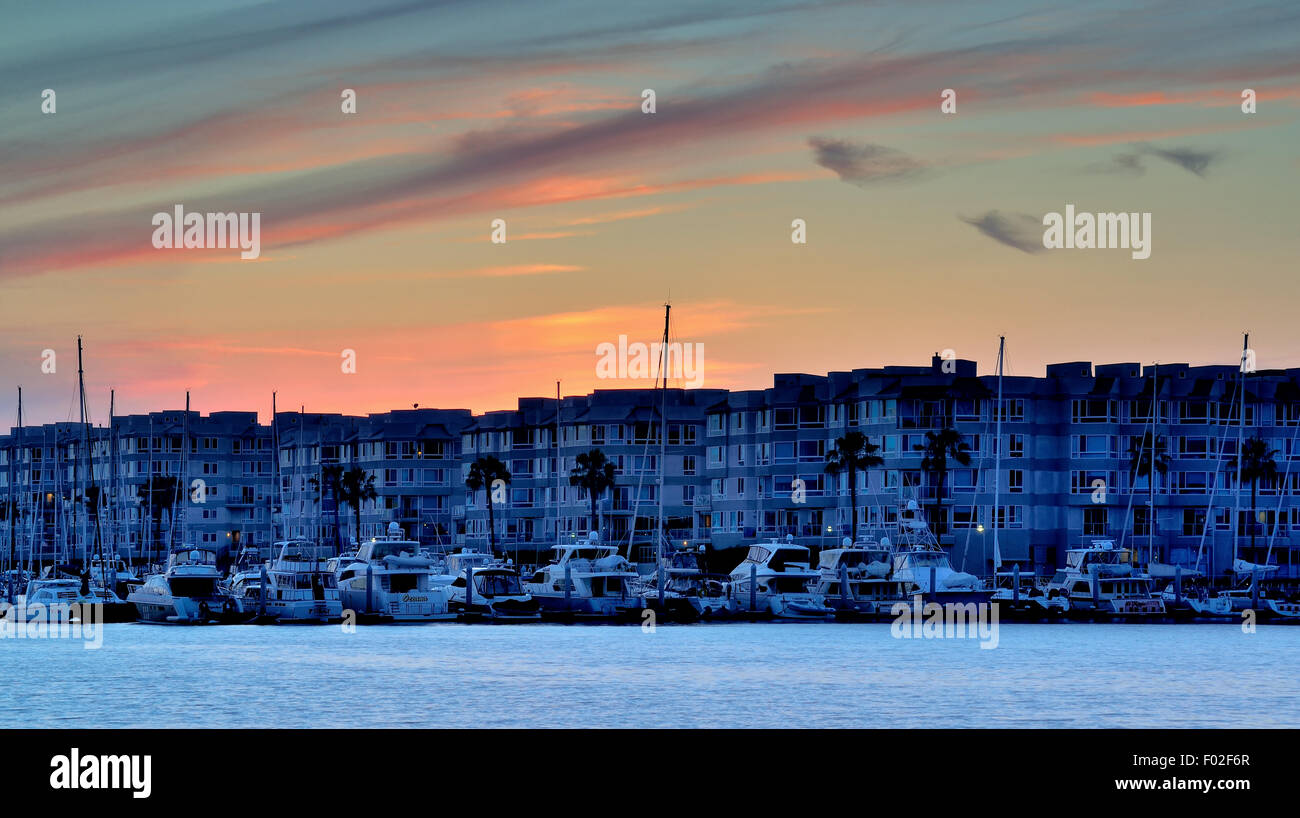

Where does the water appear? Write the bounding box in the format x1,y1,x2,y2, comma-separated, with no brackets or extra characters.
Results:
2,622,1297,728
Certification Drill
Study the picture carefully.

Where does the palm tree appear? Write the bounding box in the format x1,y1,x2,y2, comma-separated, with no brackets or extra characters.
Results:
1126,431,1169,544
136,476,179,562
824,430,884,541
569,449,617,538
914,427,970,536
309,464,345,551
1229,435,1278,561
465,456,511,554
337,465,379,547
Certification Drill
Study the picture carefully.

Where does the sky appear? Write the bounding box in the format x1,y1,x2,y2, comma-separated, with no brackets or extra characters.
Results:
1,0,1298,426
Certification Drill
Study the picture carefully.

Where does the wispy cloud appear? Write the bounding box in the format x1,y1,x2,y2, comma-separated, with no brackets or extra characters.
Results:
960,211,1044,254
1085,143,1223,178
808,138,927,186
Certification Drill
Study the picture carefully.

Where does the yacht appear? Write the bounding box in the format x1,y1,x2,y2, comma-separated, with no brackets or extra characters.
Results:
239,541,343,623
89,556,139,600
813,538,895,619
38,564,136,622
336,523,454,622
2,573,127,623
728,536,833,620
225,545,268,615
1044,539,1165,619
990,567,1069,619
126,546,240,624
1199,562,1300,621
641,547,736,621
888,500,992,606
445,549,540,622
523,534,641,621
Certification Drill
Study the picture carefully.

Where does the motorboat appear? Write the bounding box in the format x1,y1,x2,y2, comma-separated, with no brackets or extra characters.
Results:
641,547,737,621
126,546,240,624
813,538,896,619
1043,539,1165,619
445,549,540,622
888,500,992,606
728,535,833,620
336,523,454,622
523,533,641,621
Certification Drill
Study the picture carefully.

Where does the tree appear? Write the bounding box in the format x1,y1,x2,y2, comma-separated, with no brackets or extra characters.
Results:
1126,431,1170,549
1126,431,1170,490
337,466,378,548
309,464,345,551
465,456,511,555
824,430,884,541
569,449,616,539
1229,435,1278,561
914,427,970,536
136,476,179,562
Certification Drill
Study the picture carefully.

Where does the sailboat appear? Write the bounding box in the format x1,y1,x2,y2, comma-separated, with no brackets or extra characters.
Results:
68,338,135,622
634,304,735,621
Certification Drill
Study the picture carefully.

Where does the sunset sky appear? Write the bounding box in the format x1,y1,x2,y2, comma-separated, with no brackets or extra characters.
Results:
2,0,1298,426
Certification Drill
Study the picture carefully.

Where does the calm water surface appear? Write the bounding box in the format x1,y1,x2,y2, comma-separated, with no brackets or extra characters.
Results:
2,622,1297,728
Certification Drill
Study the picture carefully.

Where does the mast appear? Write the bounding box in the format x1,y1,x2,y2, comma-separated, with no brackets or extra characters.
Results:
1232,333,1248,569
77,336,106,570
991,336,1003,573
145,416,153,564
7,387,19,601
109,389,117,563
271,392,279,547
655,303,671,605
555,380,562,551
1148,362,1157,568
180,390,190,551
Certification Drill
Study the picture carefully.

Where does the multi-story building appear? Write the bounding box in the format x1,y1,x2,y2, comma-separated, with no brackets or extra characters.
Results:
3,355,1299,579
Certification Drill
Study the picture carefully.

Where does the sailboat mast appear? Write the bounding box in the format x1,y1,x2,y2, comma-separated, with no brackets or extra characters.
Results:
655,304,670,584
7,387,19,598
1148,362,1157,568
109,389,116,562
1233,333,1248,568
992,336,1003,574
555,381,562,550
271,392,279,547
181,391,190,550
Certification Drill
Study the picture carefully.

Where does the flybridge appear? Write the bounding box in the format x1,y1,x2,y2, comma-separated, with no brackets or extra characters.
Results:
150,204,260,259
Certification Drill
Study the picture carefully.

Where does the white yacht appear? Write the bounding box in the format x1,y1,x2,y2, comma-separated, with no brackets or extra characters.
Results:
889,500,992,606
2,577,105,623
336,523,454,622
89,556,139,599
226,545,268,614
813,538,895,619
126,546,239,624
248,541,343,623
990,567,1070,618
523,534,641,620
1044,539,1165,618
445,549,540,622
729,536,833,620
641,547,737,620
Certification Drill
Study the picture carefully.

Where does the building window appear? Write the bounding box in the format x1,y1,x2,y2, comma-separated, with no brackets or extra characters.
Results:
1083,507,1108,536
